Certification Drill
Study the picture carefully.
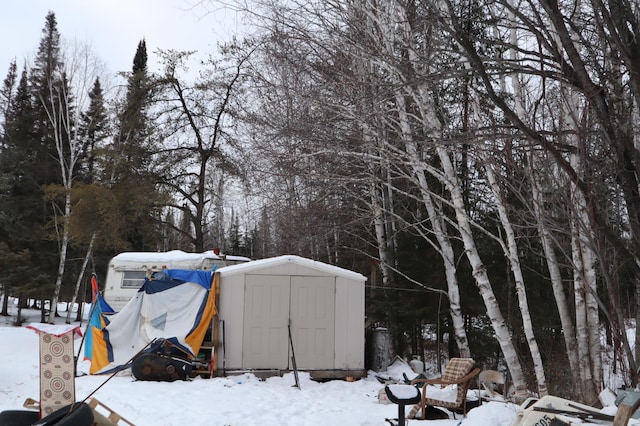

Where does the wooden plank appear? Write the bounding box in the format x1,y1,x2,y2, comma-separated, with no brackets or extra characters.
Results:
613,396,640,426
210,274,220,377
88,398,135,426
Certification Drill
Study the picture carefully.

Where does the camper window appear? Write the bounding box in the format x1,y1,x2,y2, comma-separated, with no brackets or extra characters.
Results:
122,271,147,289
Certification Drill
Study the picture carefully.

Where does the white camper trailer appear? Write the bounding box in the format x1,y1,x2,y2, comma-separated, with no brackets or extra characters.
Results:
103,250,251,311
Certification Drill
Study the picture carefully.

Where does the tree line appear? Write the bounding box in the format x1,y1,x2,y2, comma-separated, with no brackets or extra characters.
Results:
1,0,639,404
0,13,263,321
228,0,640,403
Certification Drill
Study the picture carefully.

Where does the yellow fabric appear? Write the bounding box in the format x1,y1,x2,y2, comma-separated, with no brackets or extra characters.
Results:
90,326,111,374
184,273,218,356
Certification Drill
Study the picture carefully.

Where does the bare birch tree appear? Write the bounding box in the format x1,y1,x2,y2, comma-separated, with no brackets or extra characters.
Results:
208,0,640,400
40,41,105,322
434,0,640,399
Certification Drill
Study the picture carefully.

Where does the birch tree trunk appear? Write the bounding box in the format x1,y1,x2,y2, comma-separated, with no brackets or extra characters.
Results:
395,92,470,357
436,145,528,398
530,164,582,397
366,0,471,357
384,0,528,394
42,83,76,323
505,2,575,397
569,153,601,401
49,192,71,323
65,233,96,324
40,43,102,323
484,162,548,396
370,176,394,289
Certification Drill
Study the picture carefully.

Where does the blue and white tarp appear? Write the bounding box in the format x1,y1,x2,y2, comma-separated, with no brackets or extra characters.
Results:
90,269,215,374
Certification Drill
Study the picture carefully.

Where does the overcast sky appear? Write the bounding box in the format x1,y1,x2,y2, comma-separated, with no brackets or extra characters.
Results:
0,0,244,77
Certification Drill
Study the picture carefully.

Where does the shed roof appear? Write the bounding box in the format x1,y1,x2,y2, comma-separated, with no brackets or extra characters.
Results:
216,255,366,282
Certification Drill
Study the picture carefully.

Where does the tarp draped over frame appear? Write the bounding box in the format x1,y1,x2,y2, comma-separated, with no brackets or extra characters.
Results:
90,269,216,374
84,274,114,361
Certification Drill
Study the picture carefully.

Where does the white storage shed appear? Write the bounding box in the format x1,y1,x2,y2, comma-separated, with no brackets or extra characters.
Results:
213,255,366,379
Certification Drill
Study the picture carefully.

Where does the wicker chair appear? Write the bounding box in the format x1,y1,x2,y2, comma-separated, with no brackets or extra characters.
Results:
408,358,480,420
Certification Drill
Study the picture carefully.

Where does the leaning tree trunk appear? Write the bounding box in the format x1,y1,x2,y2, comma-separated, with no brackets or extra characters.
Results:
412,7,527,393
66,233,96,324
530,161,582,398
49,190,72,323
398,26,529,391
484,160,548,396
436,145,529,399
395,91,470,358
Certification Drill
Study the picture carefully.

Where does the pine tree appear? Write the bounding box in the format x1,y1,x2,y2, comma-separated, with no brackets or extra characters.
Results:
0,59,18,139
111,39,151,181
107,39,164,250
29,11,64,188
0,64,52,309
78,77,108,182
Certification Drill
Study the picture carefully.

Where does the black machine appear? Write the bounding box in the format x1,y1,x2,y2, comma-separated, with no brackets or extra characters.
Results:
131,338,201,382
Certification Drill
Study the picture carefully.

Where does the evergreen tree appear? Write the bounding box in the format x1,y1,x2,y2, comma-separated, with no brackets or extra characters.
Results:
112,39,150,181
0,59,18,139
108,39,164,250
28,12,71,314
0,65,52,307
29,11,64,188
78,77,108,182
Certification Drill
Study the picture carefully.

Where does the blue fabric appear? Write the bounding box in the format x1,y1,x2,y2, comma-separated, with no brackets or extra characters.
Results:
84,294,115,360
164,269,214,289
141,277,187,294
139,269,214,294
186,293,209,337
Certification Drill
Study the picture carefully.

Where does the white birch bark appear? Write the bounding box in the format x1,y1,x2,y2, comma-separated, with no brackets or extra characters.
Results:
386,0,528,394
543,0,603,398
41,45,101,323
530,167,581,396
395,92,470,357
65,233,96,324
498,9,555,396
369,0,471,356
436,146,528,397
41,84,76,323
362,120,395,289
484,162,548,396
570,153,600,400
350,0,399,290
571,219,594,396
371,179,394,288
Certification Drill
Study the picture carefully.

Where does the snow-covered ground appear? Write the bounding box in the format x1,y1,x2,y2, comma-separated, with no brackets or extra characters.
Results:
0,303,622,425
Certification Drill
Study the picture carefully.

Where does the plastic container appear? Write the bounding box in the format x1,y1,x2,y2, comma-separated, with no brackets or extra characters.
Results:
410,356,424,374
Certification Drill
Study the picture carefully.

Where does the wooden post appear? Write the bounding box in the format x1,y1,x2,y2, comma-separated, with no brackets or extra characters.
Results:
209,273,221,378
613,395,640,426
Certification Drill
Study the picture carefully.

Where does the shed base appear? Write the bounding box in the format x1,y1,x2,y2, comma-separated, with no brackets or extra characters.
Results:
210,369,367,381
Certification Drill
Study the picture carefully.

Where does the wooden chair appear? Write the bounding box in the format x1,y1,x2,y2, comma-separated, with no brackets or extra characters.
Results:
408,358,480,420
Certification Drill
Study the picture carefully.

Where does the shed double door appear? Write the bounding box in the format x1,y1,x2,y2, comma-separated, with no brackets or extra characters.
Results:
242,275,335,370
